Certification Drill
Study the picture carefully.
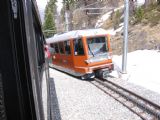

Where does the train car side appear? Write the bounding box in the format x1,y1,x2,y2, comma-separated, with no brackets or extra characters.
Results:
48,29,114,79
0,0,51,120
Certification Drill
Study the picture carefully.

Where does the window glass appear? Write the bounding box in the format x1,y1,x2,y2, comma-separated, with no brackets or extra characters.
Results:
34,26,45,69
50,43,55,54
87,37,108,56
64,41,71,55
74,38,84,55
55,43,59,53
58,42,65,54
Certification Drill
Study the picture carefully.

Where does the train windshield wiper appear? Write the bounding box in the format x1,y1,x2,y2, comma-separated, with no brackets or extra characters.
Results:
88,44,95,57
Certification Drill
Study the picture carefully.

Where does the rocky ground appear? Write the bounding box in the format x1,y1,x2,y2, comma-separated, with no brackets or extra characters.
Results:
49,68,142,120
111,23,160,55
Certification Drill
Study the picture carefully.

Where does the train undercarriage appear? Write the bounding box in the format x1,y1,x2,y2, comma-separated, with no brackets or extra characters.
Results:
50,63,114,80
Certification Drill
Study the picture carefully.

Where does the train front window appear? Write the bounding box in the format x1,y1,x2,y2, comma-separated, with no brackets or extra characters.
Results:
87,37,108,57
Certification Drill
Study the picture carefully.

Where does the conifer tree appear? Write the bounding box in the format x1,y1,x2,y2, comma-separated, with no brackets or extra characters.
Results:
43,0,57,38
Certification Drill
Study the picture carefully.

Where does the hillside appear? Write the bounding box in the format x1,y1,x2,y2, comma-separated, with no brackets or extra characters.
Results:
110,3,160,55
46,0,160,55
111,23,160,55
70,1,160,55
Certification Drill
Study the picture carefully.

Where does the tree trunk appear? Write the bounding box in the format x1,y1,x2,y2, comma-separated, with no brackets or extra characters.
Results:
129,0,135,15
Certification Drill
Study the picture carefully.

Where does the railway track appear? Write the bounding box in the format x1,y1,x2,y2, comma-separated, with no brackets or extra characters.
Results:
91,78,160,120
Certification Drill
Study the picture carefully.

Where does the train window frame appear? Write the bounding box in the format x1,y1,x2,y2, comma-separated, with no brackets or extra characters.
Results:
58,42,65,54
87,36,109,55
64,40,71,55
32,17,45,71
74,38,85,56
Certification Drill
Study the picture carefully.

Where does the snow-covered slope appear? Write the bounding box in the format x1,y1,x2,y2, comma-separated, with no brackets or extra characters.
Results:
111,50,160,94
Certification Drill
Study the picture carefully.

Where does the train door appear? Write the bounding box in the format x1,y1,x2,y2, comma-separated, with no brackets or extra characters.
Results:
73,38,88,73
50,43,60,65
58,42,65,66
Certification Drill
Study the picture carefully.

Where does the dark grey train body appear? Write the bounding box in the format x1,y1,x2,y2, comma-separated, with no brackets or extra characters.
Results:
0,0,51,120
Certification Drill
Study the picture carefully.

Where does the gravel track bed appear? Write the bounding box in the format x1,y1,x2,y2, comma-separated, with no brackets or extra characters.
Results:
107,77,160,106
49,68,142,120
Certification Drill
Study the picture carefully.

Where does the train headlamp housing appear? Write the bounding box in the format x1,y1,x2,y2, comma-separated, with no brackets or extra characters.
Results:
85,57,106,64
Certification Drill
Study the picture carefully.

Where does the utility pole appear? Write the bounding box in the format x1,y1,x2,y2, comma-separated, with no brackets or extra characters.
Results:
122,0,129,73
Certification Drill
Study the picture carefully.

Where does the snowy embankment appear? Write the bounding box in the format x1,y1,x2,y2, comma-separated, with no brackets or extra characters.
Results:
95,5,124,29
94,5,125,36
111,50,160,94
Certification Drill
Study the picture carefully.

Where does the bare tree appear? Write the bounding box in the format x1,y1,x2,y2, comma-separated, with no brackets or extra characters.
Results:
129,0,135,15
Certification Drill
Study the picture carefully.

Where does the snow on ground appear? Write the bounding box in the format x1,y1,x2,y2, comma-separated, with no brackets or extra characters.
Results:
111,50,160,94
94,5,125,36
95,11,112,28
95,5,125,28
137,0,145,7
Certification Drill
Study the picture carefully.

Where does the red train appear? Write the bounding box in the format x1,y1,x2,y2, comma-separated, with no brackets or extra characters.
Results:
47,28,114,79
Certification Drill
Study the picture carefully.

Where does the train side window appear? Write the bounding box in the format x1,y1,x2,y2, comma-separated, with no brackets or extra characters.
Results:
33,26,45,70
74,39,84,55
58,42,65,54
64,41,71,55
55,43,59,53
50,43,56,54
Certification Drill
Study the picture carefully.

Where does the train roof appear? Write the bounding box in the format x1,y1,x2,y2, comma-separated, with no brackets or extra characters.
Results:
46,28,110,44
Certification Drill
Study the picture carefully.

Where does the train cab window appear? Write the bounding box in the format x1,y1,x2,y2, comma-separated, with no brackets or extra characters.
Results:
64,41,71,55
58,42,65,54
87,37,108,56
74,38,84,55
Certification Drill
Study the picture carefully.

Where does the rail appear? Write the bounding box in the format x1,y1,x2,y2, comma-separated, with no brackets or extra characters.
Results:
91,78,160,120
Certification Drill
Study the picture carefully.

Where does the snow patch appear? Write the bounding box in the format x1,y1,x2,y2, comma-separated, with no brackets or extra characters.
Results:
111,50,160,94
136,0,145,7
95,11,112,28
95,5,124,28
